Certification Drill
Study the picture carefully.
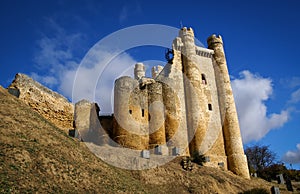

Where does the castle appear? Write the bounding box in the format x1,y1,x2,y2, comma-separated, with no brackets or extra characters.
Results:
8,27,250,179
111,27,250,178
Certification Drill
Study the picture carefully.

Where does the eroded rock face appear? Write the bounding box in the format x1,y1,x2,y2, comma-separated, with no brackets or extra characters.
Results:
7,73,74,132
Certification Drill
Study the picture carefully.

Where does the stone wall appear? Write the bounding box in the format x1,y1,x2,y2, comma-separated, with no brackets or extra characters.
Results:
74,99,108,145
7,73,74,132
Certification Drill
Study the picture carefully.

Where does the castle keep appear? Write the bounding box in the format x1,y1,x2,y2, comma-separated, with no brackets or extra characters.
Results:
74,27,250,178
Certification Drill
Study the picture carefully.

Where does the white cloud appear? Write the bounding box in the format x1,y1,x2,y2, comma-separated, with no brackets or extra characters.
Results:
283,144,300,164
232,70,289,143
289,88,300,104
61,49,136,114
30,72,58,87
32,19,137,114
280,76,300,88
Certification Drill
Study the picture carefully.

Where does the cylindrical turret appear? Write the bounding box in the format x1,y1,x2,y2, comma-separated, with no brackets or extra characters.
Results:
148,82,166,149
134,63,145,80
113,76,149,150
180,27,208,156
207,34,250,179
151,65,164,79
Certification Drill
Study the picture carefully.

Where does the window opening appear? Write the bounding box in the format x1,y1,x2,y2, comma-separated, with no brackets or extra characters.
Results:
208,104,212,111
201,74,207,84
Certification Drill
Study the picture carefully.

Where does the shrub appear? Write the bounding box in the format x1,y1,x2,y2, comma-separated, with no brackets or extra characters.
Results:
191,151,206,166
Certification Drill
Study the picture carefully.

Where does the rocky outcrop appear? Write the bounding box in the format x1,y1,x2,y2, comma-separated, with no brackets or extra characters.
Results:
7,73,74,132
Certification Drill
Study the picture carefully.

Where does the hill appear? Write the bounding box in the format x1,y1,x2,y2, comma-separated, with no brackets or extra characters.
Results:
0,86,296,193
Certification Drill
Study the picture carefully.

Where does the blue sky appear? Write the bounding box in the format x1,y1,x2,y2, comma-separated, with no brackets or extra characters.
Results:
1,0,300,169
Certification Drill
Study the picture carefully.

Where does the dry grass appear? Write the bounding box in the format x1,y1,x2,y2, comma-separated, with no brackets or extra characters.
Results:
0,86,298,193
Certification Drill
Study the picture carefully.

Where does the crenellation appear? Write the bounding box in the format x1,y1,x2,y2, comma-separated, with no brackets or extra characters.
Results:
195,46,214,58
151,65,164,79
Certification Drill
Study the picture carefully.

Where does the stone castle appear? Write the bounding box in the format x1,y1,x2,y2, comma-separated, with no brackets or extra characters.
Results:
111,27,249,178
7,27,250,179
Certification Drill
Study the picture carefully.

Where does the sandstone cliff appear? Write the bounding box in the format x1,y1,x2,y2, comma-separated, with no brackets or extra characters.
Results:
7,73,74,132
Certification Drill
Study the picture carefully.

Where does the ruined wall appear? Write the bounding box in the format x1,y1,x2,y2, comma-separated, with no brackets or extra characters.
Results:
74,99,108,145
207,34,250,179
99,115,114,139
7,73,74,132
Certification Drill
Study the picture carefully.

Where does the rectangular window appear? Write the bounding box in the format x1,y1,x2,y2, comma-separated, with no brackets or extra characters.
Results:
142,109,144,117
208,104,212,111
129,110,132,114
201,74,207,85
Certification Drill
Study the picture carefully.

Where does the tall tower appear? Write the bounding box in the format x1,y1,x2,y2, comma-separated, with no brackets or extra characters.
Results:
207,34,250,179
180,27,209,155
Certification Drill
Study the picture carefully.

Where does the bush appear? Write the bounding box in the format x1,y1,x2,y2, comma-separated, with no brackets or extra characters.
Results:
258,163,287,181
191,151,206,166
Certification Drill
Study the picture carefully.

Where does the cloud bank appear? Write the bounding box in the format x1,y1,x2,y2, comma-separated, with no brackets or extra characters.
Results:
231,70,289,144
282,144,300,164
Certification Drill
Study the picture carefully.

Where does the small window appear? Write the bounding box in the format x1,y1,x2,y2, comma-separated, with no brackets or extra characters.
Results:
208,104,212,111
142,109,144,117
201,74,207,85
129,110,132,114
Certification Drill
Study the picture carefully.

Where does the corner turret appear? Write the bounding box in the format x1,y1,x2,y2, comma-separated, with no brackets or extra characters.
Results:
134,63,145,80
207,34,250,179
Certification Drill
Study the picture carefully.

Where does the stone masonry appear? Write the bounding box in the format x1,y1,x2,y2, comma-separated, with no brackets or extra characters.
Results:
111,27,250,179
8,73,74,132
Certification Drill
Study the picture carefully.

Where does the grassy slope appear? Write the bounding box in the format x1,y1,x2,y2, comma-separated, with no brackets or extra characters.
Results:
0,86,294,193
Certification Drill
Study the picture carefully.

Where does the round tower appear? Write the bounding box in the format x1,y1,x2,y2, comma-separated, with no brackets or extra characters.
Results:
207,34,250,179
113,76,149,150
134,63,145,80
148,82,166,149
151,65,164,79
180,27,208,156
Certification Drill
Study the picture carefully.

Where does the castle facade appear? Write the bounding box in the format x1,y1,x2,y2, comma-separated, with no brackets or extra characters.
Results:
112,27,250,178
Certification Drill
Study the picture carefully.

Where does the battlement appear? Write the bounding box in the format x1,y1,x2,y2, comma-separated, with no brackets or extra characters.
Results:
151,65,164,78
134,63,145,80
195,46,214,58
207,34,223,48
179,27,195,37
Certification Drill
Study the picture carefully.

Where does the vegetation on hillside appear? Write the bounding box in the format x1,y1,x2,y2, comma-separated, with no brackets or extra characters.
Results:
245,144,300,192
0,86,299,193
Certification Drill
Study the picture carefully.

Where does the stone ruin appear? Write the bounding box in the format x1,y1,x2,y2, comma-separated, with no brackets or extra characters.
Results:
7,27,250,179
7,73,74,133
